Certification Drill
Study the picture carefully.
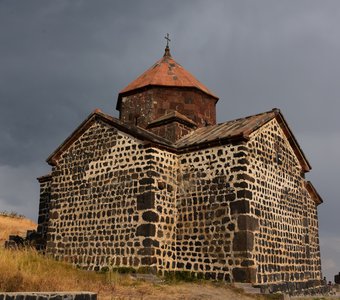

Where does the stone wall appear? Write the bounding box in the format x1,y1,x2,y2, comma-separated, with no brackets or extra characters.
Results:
146,148,178,272
37,175,52,251
246,119,322,291
38,116,324,294
148,120,195,143
175,144,252,281
45,119,176,270
119,87,216,129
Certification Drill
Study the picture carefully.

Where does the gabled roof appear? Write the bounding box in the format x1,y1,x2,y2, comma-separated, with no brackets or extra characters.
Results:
305,181,323,205
46,109,173,166
47,108,311,172
117,47,218,110
175,108,311,172
175,110,277,148
147,110,197,129
37,173,52,183
273,110,312,172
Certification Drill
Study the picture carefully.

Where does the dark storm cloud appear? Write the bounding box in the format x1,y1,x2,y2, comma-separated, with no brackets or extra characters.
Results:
0,0,188,166
0,0,339,280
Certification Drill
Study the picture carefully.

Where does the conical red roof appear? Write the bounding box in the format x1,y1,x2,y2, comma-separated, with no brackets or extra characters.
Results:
118,47,218,99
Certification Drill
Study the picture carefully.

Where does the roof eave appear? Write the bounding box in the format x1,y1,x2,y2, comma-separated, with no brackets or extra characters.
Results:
236,108,311,173
147,113,197,129
176,133,249,153
37,173,52,183
305,181,323,205
46,111,98,166
47,110,173,166
275,112,312,172
116,84,219,111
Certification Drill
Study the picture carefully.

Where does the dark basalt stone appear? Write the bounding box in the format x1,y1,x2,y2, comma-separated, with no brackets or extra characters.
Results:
227,223,235,231
236,173,255,183
141,256,157,265
237,158,249,165
335,272,340,284
139,178,155,185
241,259,255,267
142,211,159,222
146,170,159,177
137,247,154,255
145,148,157,153
225,193,236,201
237,215,259,231
50,211,59,219
234,151,247,158
237,190,252,200
136,224,156,237
234,182,248,188
231,166,247,173
142,238,155,247
230,200,250,214
137,191,155,210
232,267,256,283
232,231,254,252
157,181,166,190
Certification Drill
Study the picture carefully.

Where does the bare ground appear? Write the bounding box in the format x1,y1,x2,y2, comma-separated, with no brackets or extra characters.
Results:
97,281,266,300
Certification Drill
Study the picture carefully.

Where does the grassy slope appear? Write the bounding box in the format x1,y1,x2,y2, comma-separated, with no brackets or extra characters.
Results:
0,215,37,245
1,215,336,299
0,248,266,300
0,215,262,299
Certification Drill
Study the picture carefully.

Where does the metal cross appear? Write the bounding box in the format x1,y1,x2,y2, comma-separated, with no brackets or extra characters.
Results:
164,33,171,47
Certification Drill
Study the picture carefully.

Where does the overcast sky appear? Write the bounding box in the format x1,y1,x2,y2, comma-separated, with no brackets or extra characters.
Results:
0,0,339,281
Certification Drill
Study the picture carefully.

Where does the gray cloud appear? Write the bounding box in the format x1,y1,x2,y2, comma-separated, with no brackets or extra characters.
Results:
0,0,339,281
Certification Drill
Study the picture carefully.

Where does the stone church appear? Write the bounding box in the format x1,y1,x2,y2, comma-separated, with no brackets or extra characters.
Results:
37,44,325,294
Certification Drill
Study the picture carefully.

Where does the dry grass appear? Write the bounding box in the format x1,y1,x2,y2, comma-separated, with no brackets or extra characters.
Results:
0,247,269,300
0,247,132,294
1,214,321,299
0,215,337,299
0,215,36,245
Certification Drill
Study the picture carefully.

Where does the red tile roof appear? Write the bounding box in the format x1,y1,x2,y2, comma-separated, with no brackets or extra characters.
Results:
118,47,218,99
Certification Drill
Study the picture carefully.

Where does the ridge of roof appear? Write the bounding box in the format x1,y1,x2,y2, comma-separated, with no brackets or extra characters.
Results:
175,109,278,148
174,108,311,172
147,110,197,128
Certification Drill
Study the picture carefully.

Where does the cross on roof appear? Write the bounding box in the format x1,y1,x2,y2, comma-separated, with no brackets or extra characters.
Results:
164,33,171,48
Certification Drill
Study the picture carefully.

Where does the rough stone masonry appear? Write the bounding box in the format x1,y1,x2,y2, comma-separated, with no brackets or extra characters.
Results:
36,45,326,295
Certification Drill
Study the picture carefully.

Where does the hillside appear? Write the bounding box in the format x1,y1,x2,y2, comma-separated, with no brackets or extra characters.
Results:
0,214,261,299
0,247,266,300
0,215,337,299
0,214,37,245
